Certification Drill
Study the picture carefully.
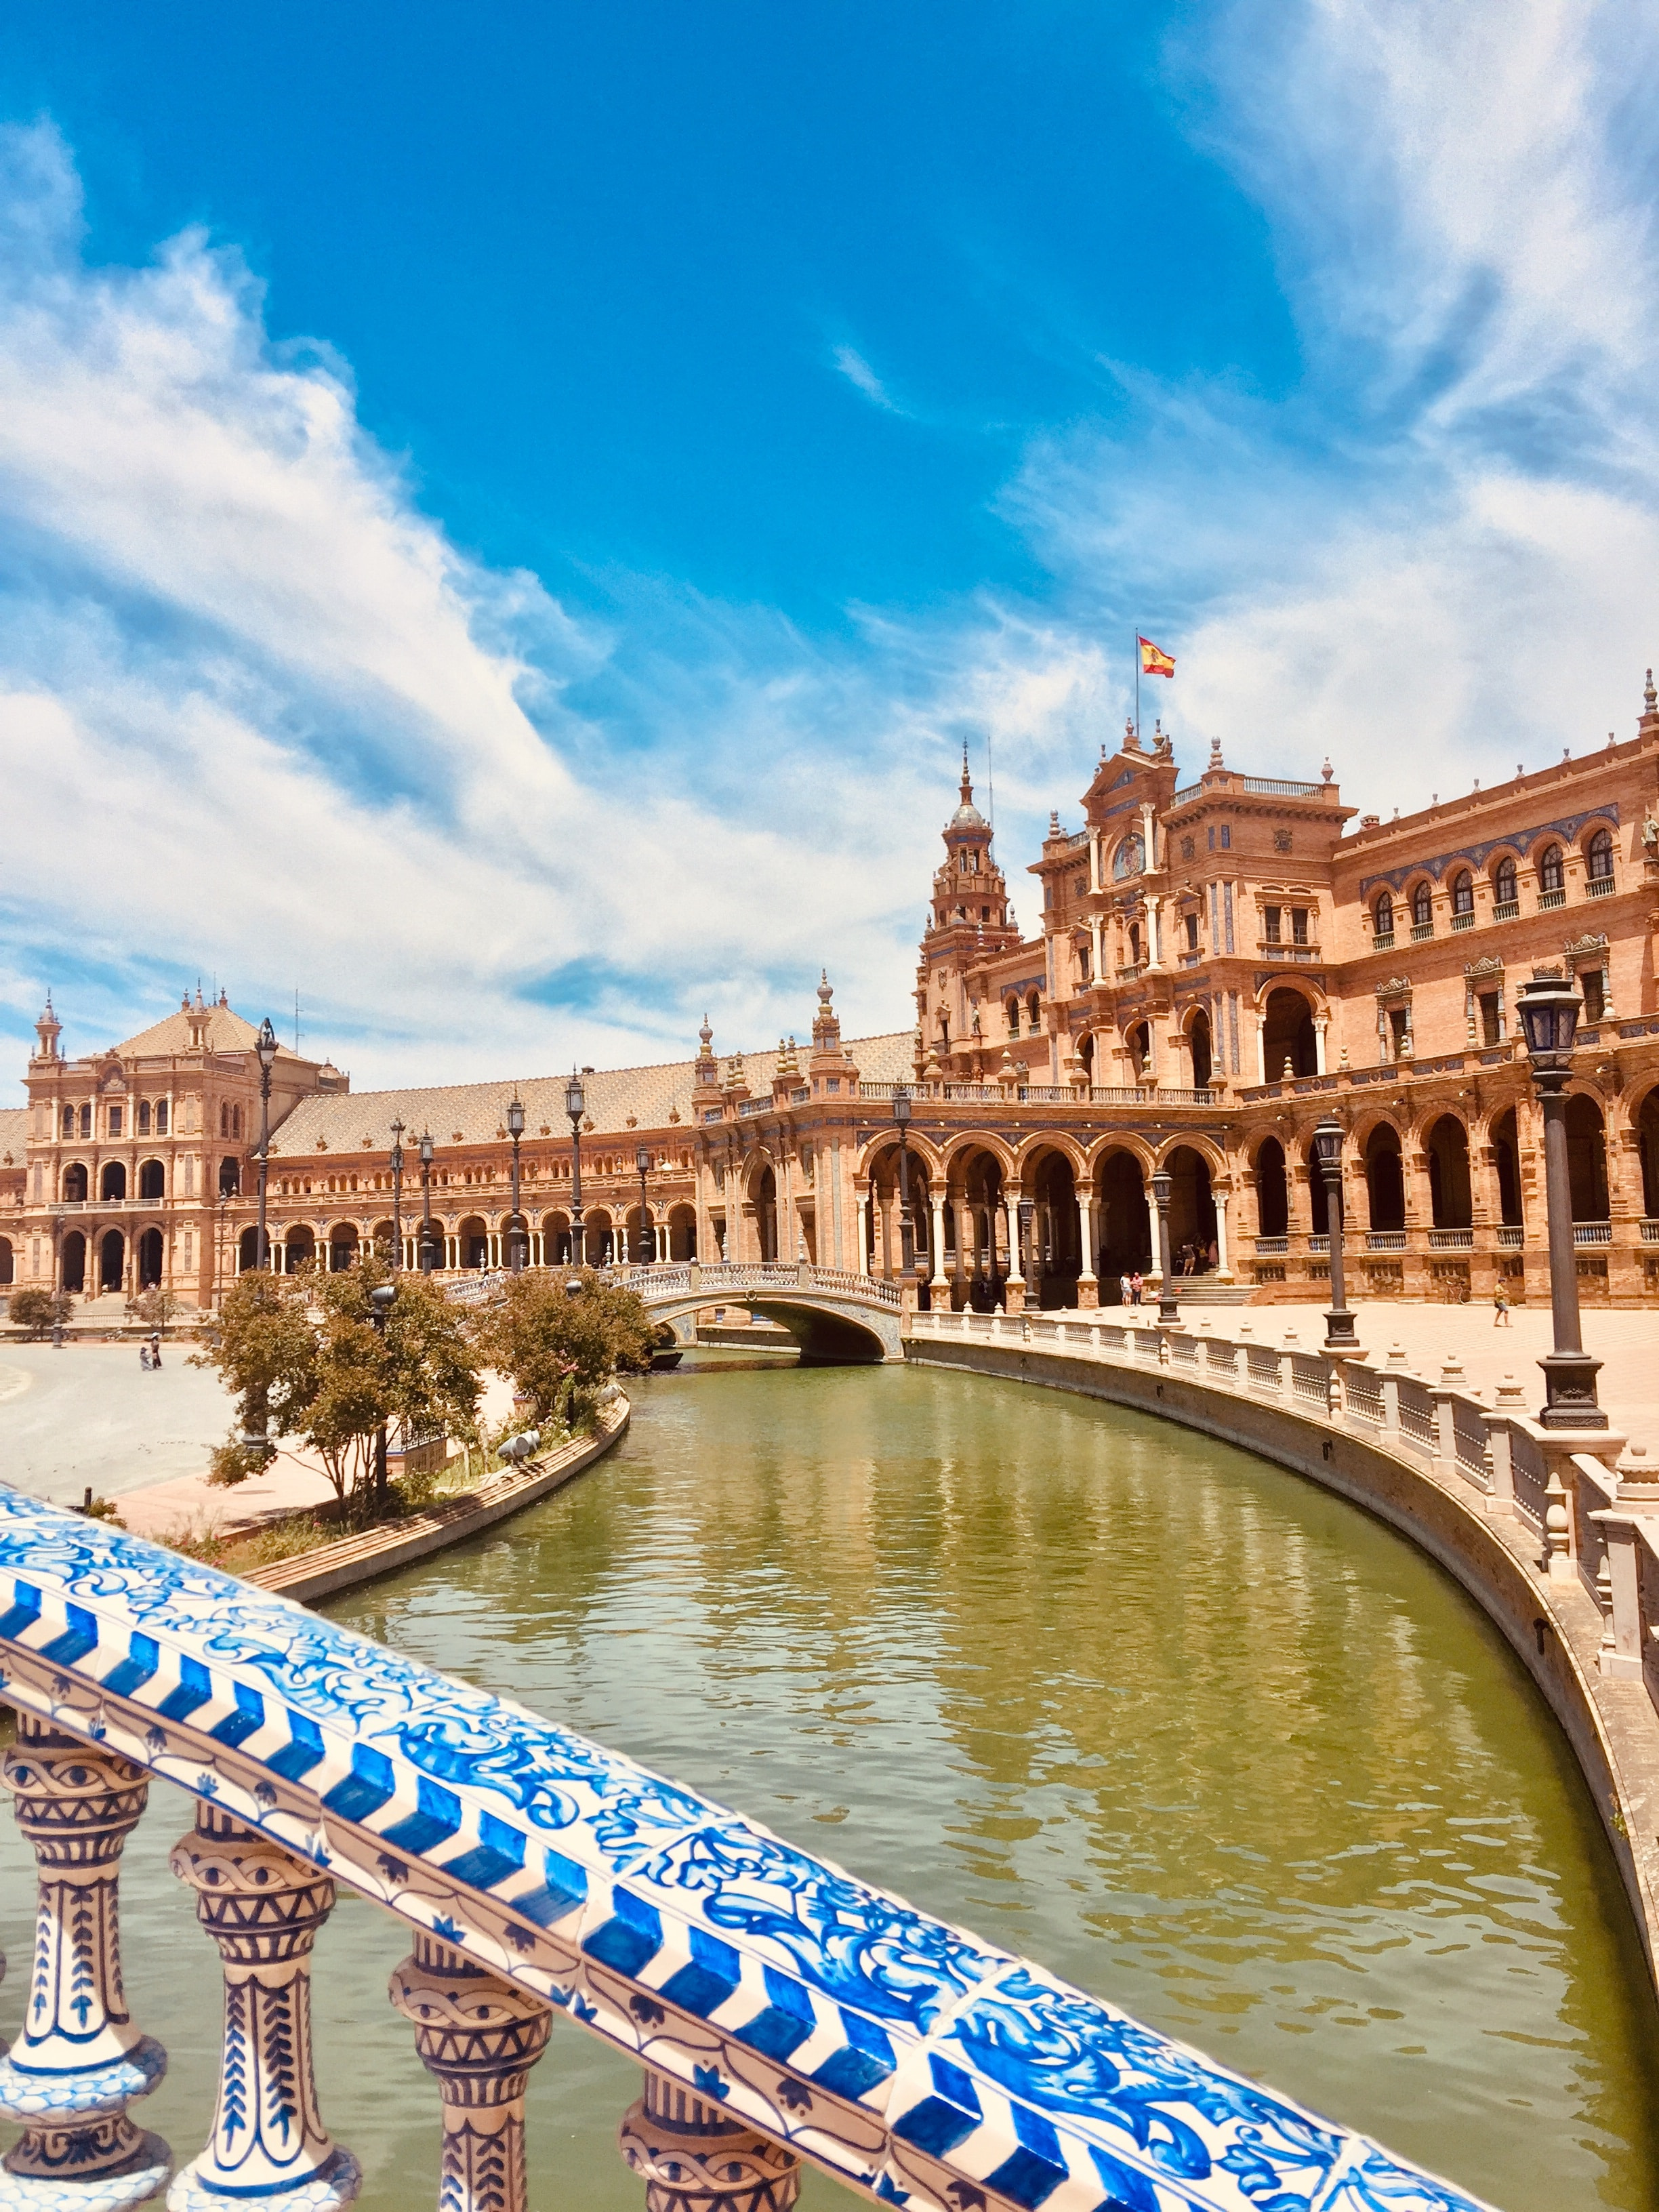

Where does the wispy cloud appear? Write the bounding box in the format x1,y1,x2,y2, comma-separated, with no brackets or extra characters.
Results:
832,342,905,415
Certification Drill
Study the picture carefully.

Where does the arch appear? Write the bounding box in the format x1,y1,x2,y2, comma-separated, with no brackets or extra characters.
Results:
666,1203,697,1262
61,1230,86,1294
1565,1093,1608,1221
137,1227,163,1289
1410,879,1433,928
1586,824,1615,882
1093,1147,1151,1298
1125,1019,1152,1082
1023,1144,1080,1308
1254,1138,1288,1237
60,1105,74,1138
365,1218,396,1259
1490,1106,1523,1227
0,1238,11,1288
283,1226,316,1274
1372,890,1395,939
1263,986,1317,1081
1300,1141,1329,1237
1163,1145,1216,1274
1537,840,1565,895
62,1162,87,1205
100,1160,127,1202
239,1226,262,1272
750,1163,780,1263
539,1210,572,1266
1026,988,1041,1029
99,1229,125,1294
863,1142,934,1279
1450,870,1474,918
1364,1123,1406,1233
328,1223,359,1273
1493,854,1518,907
943,1142,1008,1310
1187,1007,1214,1090
586,1208,615,1267
138,1158,165,1202
218,1157,241,1197
457,1214,491,1269
1635,1086,1659,1220
1005,996,1020,1037
1425,1115,1472,1229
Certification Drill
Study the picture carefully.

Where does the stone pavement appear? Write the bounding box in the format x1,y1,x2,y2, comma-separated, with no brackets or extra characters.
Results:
1159,1296,1659,1447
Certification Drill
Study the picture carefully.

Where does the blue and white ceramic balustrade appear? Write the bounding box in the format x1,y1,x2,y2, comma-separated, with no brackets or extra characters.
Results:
0,1487,1495,2212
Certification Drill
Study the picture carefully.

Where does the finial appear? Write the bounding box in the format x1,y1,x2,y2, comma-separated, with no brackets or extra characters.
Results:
1208,735,1223,768
1049,809,1060,835
817,969,834,1004
1320,755,1333,782
1646,668,1656,712
699,1012,713,1050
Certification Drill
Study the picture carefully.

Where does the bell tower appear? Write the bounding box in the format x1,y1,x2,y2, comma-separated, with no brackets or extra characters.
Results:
914,750,1019,1071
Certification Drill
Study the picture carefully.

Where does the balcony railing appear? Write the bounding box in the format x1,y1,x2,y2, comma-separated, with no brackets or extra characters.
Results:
1372,930,1395,949
1253,1235,1290,1252
1588,873,1616,897
1428,1227,1474,1249
1242,774,1325,796
1573,1221,1612,1245
1366,1231,1408,1250
1498,1224,1524,1247
1451,910,1475,931
1642,1220,1659,1244
1410,920,1434,941
1539,886,1565,909
1493,898,1520,920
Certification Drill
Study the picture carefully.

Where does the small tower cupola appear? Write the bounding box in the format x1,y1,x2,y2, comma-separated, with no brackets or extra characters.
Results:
32,994,60,1064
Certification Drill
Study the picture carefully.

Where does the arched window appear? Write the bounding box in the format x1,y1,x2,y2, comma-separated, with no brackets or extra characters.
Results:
1006,998,1019,1037
100,1161,126,1202
1027,989,1041,1030
218,1157,241,1197
138,1159,165,1201
60,1105,73,1136
62,1163,87,1204
1373,892,1394,941
1587,826,1614,882
136,1101,151,1135
155,1099,168,1134
1452,871,1474,916
1539,843,1565,897
220,1102,230,1137
1113,833,1144,880
1494,855,1518,909
1410,881,1433,929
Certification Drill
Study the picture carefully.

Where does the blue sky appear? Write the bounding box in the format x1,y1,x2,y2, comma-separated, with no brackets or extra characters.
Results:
1,2,1656,1090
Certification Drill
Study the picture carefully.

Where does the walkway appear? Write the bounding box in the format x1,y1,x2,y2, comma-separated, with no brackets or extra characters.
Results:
1142,1297,1658,1445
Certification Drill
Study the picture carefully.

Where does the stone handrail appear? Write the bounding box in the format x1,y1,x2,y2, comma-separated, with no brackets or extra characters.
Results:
0,1483,1490,2211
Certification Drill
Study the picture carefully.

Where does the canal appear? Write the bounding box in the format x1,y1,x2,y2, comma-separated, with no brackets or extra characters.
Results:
3,1359,1655,2209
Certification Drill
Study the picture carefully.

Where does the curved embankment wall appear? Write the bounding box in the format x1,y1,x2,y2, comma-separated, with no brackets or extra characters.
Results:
905,1309,1659,1991
242,1397,630,1604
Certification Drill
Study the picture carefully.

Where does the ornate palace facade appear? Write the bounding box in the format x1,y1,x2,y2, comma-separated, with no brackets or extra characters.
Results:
7,676,1659,1311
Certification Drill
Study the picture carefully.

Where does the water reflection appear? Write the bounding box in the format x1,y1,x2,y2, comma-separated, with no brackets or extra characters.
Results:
0,1365,1648,2211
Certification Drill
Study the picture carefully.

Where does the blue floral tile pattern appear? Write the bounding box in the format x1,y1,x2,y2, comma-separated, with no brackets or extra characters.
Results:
0,1490,1497,2212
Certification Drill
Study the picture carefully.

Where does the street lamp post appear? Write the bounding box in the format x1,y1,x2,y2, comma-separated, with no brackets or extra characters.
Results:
1312,1113,1359,1351
634,1143,654,1268
389,1118,405,1273
893,1090,916,1275
253,1016,278,1271
506,1097,527,1273
1516,972,1605,1429
1150,1168,1179,1322
565,1070,586,1268
369,1280,395,1507
417,1131,437,1273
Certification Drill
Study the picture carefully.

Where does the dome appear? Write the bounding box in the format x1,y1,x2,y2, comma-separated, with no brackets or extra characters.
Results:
950,798,987,829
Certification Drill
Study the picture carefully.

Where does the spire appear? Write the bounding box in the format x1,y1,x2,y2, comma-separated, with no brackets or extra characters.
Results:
33,994,60,1063
960,743,972,806
1642,667,1659,737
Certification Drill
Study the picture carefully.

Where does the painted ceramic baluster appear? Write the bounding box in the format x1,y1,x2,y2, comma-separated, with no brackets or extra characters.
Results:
619,2070,800,2212
167,1807,359,2212
389,1936,552,2212
0,1715,171,2210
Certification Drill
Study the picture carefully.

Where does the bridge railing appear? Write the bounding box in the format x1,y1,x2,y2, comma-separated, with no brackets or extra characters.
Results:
0,1486,1491,2212
615,1262,904,1311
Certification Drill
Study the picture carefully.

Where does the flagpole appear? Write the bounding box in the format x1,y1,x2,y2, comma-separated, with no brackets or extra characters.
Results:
1134,632,1141,743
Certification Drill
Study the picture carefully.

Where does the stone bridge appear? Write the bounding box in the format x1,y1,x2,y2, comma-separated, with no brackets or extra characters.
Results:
620,1259,905,1361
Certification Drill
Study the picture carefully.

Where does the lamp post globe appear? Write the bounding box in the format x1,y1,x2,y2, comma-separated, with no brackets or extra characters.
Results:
1149,1168,1179,1323
506,1095,528,1273
1516,971,1604,1429
565,1069,587,1269
1311,1112,1358,1352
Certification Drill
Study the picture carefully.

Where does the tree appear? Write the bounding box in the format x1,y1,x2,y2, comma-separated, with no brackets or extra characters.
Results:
7,1289,73,1338
129,1286,186,1335
474,1268,655,1429
193,1260,482,1515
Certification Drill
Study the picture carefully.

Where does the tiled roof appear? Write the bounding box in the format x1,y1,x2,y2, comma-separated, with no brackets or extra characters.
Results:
0,1107,26,1167
268,1031,914,1158
110,1002,308,1063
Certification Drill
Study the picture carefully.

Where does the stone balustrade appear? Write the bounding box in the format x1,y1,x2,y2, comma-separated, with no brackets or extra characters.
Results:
0,1483,1491,2210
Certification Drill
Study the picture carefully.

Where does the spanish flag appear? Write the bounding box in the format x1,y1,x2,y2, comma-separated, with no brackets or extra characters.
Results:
1138,635,1176,678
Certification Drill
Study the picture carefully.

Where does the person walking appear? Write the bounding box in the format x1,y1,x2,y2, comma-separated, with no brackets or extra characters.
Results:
1130,1269,1144,1306
138,1342,151,1372
148,1332,163,1368
1494,1281,1512,1327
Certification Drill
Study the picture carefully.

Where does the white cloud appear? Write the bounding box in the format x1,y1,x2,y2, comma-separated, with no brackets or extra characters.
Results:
832,343,905,414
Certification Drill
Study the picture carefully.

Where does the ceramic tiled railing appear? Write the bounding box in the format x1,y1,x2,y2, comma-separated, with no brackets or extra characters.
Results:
0,1486,1491,2211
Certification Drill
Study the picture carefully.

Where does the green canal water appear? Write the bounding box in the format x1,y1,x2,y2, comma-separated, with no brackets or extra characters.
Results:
2,1359,1655,2209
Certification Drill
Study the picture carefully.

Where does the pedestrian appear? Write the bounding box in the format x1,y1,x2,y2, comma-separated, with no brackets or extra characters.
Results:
149,1332,162,1369
1494,1281,1512,1327
1206,1237,1218,1271
1130,1269,1144,1306
138,1343,151,1372
1120,1273,1131,1307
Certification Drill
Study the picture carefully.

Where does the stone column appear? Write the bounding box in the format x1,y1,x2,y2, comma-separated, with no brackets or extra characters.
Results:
619,2068,799,2212
929,1193,948,1288
1004,1185,1026,1311
0,1718,170,2209
1313,1018,1328,1076
1077,1189,1098,1307
169,1805,359,2211
1254,1011,1267,1088
390,1935,552,2212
